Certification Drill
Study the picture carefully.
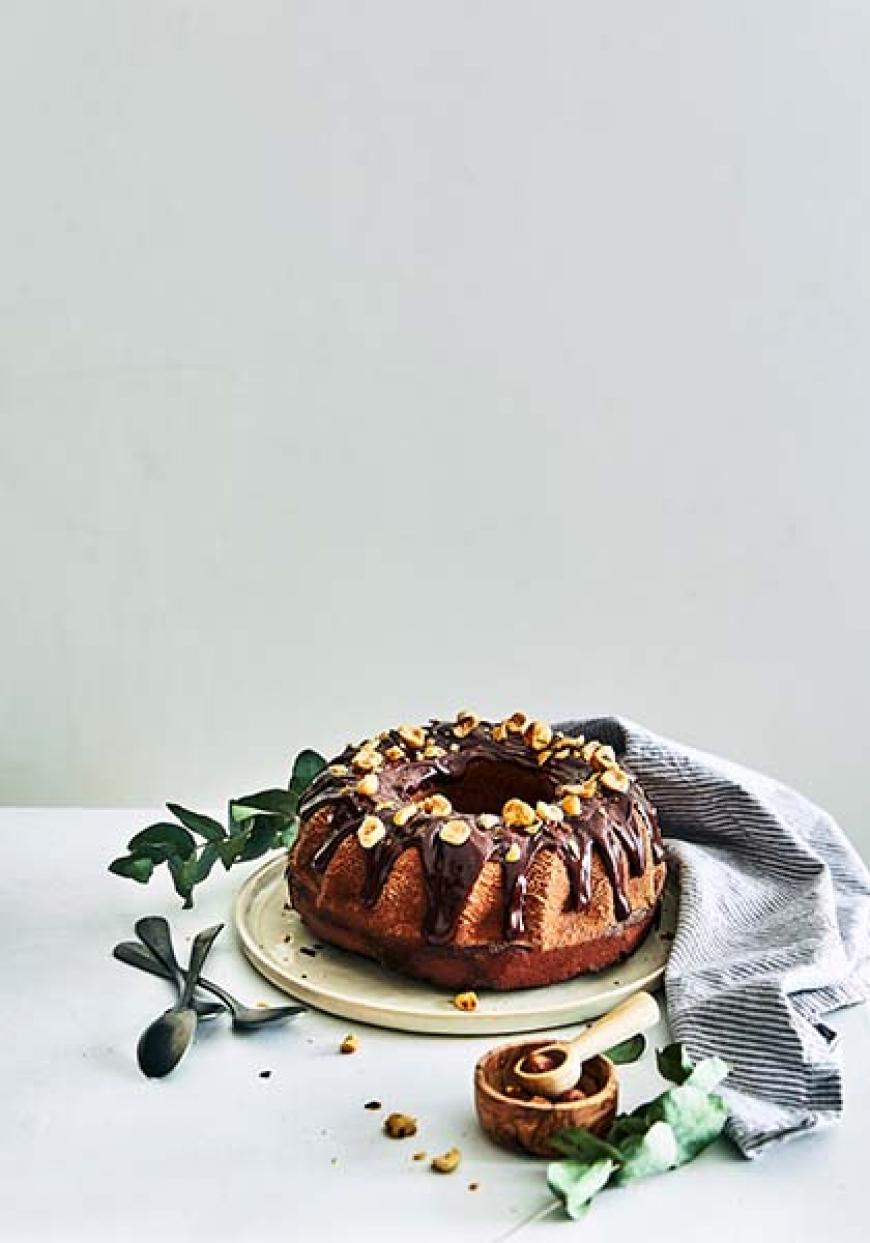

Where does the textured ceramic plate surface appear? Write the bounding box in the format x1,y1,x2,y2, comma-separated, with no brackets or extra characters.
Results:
234,857,675,1036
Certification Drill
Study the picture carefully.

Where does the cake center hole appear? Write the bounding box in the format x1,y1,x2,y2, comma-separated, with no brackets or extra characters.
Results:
421,759,555,815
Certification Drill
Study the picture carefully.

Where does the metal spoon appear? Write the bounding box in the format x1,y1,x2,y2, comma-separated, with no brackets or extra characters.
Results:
136,924,223,1078
112,941,225,1020
117,939,306,1030
512,991,661,1098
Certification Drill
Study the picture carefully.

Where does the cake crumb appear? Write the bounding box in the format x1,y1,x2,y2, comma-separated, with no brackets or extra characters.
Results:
340,1034,359,1055
452,991,478,1012
258,1070,272,1079
412,1150,427,1161
384,1113,418,1139
364,1100,382,1111
468,1182,480,1192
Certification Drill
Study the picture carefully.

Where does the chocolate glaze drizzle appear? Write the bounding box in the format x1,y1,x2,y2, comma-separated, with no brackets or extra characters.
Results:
295,719,664,947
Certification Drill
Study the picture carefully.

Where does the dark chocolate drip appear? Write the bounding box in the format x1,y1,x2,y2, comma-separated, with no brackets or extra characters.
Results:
297,721,663,944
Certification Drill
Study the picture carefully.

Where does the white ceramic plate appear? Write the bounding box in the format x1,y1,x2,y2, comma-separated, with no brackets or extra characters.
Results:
234,856,675,1036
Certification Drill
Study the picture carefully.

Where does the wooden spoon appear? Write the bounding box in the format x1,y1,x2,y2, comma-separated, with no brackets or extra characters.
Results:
512,991,660,1099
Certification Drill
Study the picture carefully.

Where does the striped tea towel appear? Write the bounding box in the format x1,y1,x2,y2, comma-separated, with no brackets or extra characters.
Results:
557,715,870,1157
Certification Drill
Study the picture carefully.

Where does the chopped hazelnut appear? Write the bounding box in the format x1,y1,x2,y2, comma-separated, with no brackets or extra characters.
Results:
601,767,631,793
439,819,471,846
419,793,452,817
453,709,480,738
392,803,418,827
356,773,379,798
423,743,447,758
339,1034,359,1055
502,798,537,828
352,747,384,772
560,794,584,817
431,1146,461,1174
384,1112,418,1139
536,800,564,823
477,813,501,830
523,719,553,751
328,764,349,777
591,744,618,770
384,745,404,761
503,841,522,864
536,749,553,766
357,815,386,848
504,711,529,734
412,1150,427,1162
452,991,478,1012
555,1087,586,1103
398,724,426,749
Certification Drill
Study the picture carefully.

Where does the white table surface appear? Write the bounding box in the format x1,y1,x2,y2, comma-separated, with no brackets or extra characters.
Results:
3,809,867,1243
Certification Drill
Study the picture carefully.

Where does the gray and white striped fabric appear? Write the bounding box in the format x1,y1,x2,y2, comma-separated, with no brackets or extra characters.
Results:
558,716,870,1158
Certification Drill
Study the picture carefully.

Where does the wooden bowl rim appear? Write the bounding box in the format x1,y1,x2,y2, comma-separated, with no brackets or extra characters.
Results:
474,1041,617,1113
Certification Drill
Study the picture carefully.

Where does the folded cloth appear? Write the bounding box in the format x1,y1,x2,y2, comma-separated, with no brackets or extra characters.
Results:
557,715,870,1158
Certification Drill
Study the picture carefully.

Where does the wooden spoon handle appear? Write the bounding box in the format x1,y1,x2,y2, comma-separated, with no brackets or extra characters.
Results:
568,991,660,1061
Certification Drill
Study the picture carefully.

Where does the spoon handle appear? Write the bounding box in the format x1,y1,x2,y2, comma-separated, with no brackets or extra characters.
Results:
569,991,660,1060
135,916,182,978
180,925,224,1010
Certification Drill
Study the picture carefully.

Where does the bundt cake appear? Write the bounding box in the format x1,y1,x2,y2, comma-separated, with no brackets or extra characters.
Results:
287,711,666,991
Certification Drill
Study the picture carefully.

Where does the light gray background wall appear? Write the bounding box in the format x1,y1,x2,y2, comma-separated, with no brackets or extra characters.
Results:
1,2,867,855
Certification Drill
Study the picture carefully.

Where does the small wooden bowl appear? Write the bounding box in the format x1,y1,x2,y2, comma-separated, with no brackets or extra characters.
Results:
474,1040,618,1158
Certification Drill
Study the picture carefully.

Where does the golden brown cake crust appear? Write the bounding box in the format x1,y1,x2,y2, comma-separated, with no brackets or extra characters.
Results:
287,712,667,991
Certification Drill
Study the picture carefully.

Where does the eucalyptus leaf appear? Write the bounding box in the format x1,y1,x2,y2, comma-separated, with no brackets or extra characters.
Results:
656,1042,695,1084
230,789,299,822
276,819,300,849
109,854,154,883
547,1158,615,1220
218,834,249,869
613,1121,679,1184
239,816,281,861
168,855,197,908
166,803,226,842
550,1128,624,1164
290,749,327,795
685,1056,729,1093
128,822,196,861
652,1081,729,1163
194,843,221,884
605,1033,646,1064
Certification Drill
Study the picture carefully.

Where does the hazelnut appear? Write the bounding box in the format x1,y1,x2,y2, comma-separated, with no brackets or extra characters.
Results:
339,1034,359,1055
384,1113,418,1139
536,800,564,823
591,744,618,771
453,709,480,738
502,798,537,828
431,1147,461,1174
505,711,529,734
601,766,631,793
440,819,471,846
491,722,508,742
476,813,501,830
385,745,404,762
581,740,601,762
536,749,553,766
356,773,379,798
523,1050,558,1073
423,743,447,758
503,841,522,864
419,793,452,817
556,1087,586,1103
392,803,418,827
449,743,460,752
561,776,598,801
554,748,569,761
560,794,584,816
398,724,426,749
452,991,478,1011
328,764,349,777
357,815,386,849
523,719,553,751
352,747,384,772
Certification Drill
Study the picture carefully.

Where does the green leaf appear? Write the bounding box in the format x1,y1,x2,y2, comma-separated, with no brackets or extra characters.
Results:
238,815,281,861
166,803,226,842
168,855,198,908
656,1042,695,1084
194,843,221,884
109,854,154,883
654,1082,729,1164
605,1033,647,1064
550,1127,624,1165
218,834,249,869
276,819,300,849
547,1158,615,1220
685,1056,729,1093
229,789,299,823
290,749,327,795
128,822,196,862
613,1121,679,1184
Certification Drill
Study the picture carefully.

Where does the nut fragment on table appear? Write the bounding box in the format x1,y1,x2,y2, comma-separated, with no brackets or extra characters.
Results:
431,1146,461,1173
339,1034,359,1055
384,1112,418,1139
452,990,478,1012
